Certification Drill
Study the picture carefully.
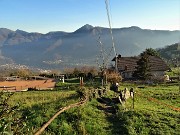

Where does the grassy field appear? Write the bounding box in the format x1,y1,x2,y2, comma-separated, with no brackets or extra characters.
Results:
2,79,180,134
7,90,79,134
120,83,180,135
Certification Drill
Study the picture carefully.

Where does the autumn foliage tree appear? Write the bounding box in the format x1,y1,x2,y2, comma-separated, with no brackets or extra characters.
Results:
106,70,122,84
10,69,31,78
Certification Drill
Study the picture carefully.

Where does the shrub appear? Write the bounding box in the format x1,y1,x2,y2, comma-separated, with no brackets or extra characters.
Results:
107,72,122,84
76,87,87,99
0,92,27,134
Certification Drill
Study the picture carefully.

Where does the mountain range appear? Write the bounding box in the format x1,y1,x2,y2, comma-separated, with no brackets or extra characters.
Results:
0,24,180,69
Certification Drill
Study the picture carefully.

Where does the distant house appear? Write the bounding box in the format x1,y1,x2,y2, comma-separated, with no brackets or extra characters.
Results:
112,54,171,79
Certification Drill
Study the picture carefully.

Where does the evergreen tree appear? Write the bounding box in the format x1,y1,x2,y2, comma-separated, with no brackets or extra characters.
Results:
141,48,160,57
133,48,159,80
133,52,151,80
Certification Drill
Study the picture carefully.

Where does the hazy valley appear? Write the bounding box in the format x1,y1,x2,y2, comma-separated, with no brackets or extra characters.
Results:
0,24,180,69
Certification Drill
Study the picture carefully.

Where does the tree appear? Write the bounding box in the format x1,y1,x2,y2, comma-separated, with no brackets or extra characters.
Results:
63,68,74,79
10,69,31,78
133,52,151,80
88,66,98,77
133,48,160,80
50,69,61,76
73,68,80,77
141,48,160,57
106,70,122,84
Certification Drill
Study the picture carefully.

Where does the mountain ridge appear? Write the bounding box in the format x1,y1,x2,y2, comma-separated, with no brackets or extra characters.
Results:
0,24,180,69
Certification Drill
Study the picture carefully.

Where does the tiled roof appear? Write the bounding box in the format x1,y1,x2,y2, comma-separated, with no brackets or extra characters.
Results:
113,55,170,72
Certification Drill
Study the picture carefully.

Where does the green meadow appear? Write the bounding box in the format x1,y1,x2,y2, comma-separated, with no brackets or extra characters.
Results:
2,80,179,134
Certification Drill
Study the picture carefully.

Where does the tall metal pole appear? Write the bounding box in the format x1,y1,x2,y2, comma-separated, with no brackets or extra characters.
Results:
105,0,118,72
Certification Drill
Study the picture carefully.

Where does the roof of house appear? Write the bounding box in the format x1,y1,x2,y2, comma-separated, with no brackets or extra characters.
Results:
112,55,170,72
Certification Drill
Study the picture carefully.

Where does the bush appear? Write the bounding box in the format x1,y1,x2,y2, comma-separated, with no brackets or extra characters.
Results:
107,72,122,84
0,92,27,134
76,87,87,99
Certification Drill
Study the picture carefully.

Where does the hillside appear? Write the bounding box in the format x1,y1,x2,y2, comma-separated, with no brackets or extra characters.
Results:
0,25,180,69
157,43,180,66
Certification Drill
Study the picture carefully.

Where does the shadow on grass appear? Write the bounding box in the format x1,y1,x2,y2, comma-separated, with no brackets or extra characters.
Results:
97,97,129,135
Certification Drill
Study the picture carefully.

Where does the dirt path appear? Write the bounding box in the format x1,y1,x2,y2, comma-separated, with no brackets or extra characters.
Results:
96,97,127,134
97,97,117,114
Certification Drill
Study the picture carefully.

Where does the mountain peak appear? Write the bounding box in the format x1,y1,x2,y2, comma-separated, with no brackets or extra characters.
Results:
16,29,28,34
74,24,94,33
82,24,94,29
129,26,141,30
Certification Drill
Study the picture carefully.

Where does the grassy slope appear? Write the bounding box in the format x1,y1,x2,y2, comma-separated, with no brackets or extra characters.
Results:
120,83,180,135
8,90,79,134
6,80,180,135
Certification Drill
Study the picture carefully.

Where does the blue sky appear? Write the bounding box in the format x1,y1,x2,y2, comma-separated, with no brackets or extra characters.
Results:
0,0,180,33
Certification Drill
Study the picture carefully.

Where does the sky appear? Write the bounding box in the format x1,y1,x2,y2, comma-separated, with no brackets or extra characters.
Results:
0,0,180,33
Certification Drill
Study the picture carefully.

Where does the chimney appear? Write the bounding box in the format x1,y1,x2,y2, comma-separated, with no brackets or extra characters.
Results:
118,54,121,58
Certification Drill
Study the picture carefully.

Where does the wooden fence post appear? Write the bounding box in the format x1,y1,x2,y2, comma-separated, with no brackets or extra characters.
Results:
133,90,135,109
